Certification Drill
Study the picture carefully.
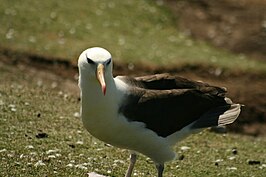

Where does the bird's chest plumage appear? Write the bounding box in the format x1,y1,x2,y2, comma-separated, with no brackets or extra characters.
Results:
79,77,175,164
80,88,123,142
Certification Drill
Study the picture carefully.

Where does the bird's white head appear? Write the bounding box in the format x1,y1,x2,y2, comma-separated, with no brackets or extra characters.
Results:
78,47,113,96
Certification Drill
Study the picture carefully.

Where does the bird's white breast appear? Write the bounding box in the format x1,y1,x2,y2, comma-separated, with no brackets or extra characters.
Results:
80,77,175,164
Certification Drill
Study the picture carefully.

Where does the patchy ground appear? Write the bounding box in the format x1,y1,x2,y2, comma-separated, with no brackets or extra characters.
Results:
1,49,265,136
166,0,266,60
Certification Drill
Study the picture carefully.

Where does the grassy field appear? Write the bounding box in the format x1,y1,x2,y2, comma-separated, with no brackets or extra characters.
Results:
1,1,266,176
1,61,266,177
1,0,266,73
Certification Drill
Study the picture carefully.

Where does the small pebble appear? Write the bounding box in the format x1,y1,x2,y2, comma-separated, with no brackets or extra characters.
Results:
24,102,30,106
25,145,34,149
215,159,223,163
11,107,17,112
46,149,60,154
68,144,75,148
226,167,237,170
87,172,107,177
228,156,236,160
66,163,74,167
76,141,84,145
107,170,111,174
36,132,48,139
0,100,4,106
48,155,56,159
180,146,190,151
232,148,238,155
0,149,7,153
75,164,88,170
248,160,261,165
34,160,45,167
259,164,266,169
214,159,223,166
73,112,80,118
178,154,185,160
51,82,58,88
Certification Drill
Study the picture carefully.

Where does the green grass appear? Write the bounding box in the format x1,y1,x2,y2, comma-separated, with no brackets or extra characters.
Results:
0,1,266,176
1,62,266,177
1,0,266,73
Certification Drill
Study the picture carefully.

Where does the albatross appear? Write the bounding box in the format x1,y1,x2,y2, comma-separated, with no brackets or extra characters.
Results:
78,47,241,177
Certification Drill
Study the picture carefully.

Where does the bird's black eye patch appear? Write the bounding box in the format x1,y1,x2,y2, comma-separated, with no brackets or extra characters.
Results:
106,58,112,65
87,58,95,64
86,54,95,64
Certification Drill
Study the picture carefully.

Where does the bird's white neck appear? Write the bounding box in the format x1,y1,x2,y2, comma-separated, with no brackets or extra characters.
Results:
79,73,116,103
79,74,119,131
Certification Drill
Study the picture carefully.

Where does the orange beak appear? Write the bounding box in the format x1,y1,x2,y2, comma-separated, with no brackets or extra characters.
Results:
96,64,106,95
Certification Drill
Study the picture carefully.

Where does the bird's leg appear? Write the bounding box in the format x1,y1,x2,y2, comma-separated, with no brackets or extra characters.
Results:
156,163,164,177
125,153,137,177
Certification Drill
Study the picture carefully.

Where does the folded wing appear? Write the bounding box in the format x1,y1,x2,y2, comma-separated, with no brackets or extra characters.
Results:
116,74,240,137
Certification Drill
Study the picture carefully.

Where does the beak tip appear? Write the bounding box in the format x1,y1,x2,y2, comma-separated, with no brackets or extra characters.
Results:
103,86,106,96
96,63,107,96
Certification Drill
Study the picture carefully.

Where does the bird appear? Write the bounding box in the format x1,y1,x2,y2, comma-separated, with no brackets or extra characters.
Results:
78,47,241,177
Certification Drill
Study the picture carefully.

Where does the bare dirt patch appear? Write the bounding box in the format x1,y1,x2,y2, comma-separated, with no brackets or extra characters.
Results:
1,48,265,136
166,0,266,60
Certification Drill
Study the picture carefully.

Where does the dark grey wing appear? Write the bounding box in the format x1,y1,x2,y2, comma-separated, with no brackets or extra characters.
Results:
118,74,227,95
117,76,240,137
134,73,206,89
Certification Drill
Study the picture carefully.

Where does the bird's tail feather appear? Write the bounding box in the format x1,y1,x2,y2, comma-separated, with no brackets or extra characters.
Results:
191,103,241,129
166,101,241,146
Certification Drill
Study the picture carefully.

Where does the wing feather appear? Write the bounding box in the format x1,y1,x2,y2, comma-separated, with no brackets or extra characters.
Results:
116,74,239,137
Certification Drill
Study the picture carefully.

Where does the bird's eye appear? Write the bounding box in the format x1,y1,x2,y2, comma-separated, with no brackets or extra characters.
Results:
87,58,94,64
106,58,112,65
86,55,95,64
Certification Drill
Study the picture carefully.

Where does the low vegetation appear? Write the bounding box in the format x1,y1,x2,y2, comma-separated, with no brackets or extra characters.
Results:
0,62,265,177
1,0,265,176
1,0,266,73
